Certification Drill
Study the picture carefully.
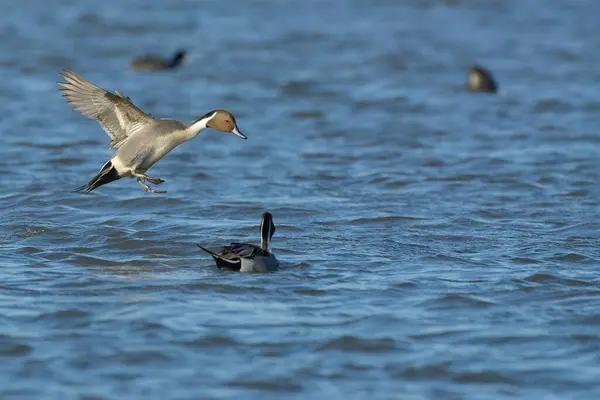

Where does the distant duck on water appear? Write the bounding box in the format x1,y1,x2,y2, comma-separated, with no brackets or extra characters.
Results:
466,64,498,93
130,49,187,72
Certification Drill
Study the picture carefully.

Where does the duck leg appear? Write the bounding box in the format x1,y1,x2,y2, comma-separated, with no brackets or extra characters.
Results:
132,172,165,185
136,178,167,194
145,176,165,185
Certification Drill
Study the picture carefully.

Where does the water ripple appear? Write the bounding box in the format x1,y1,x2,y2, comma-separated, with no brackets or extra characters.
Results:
2,0,600,398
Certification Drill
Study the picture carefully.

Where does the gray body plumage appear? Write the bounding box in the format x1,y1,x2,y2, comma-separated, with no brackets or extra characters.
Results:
221,243,279,272
114,119,188,173
199,243,279,273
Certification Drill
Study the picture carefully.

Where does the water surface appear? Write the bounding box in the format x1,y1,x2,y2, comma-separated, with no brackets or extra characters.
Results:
1,0,600,399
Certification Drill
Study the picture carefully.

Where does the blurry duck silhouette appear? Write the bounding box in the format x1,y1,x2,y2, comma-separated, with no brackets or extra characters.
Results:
466,64,498,93
130,50,187,72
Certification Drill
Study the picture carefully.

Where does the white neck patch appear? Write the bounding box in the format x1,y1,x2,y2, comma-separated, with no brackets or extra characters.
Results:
188,111,218,135
204,111,218,126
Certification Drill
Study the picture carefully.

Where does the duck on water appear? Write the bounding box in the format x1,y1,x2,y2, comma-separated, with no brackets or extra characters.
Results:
198,212,280,273
130,50,187,72
466,64,498,93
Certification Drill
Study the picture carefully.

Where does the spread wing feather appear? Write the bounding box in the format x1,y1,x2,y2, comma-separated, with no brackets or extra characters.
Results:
58,69,153,148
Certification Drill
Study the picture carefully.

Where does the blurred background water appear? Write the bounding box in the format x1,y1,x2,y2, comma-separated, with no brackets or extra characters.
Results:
1,0,600,398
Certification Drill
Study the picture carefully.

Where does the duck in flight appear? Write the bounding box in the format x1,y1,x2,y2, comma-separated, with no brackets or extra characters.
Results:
58,69,247,194
130,49,187,72
198,212,280,272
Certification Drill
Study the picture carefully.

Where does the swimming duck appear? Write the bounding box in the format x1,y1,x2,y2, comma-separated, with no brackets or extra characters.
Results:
58,69,247,194
466,64,498,93
130,50,187,71
198,212,280,272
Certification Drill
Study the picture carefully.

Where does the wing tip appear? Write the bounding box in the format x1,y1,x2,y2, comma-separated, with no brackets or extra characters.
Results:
73,184,90,194
58,68,74,81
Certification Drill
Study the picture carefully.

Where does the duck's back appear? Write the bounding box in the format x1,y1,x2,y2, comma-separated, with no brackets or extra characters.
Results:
130,56,166,71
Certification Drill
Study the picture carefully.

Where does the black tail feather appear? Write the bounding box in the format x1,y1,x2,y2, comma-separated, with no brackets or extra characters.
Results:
76,162,121,194
197,244,241,270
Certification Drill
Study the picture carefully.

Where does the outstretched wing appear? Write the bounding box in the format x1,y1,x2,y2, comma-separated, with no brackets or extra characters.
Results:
58,69,153,148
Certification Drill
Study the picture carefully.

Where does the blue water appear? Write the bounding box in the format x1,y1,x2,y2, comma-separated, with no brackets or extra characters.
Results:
1,0,600,398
